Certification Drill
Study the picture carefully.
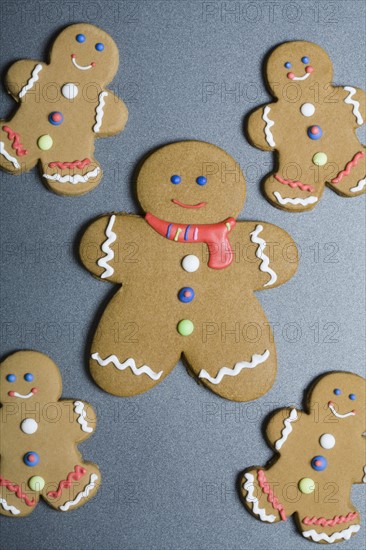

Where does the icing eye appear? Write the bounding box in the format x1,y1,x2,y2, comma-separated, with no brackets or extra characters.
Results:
284,62,292,68
171,175,181,184
24,373,34,382
76,34,86,43
95,43,104,52
301,56,309,64
6,374,16,382
196,176,207,186
333,388,341,396
349,393,356,401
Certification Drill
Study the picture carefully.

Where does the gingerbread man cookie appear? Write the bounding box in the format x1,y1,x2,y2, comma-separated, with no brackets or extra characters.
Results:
240,372,366,544
247,41,366,211
80,141,298,401
0,24,128,195
0,351,100,517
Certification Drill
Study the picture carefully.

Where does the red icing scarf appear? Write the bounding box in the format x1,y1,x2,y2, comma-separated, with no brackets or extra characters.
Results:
145,212,236,269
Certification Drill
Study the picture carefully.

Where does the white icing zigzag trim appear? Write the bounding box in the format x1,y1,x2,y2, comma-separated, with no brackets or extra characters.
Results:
43,166,100,184
97,215,117,279
243,473,276,523
344,86,363,125
275,408,298,450
74,401,93,433
363,465,366,483
350,177,366,193
274,191,318,206
250,224,277,287
19,64,43,98
0,141,20,169
262,106,275,147
93,91,108,132
199,350,270,385
0,497,20,515
302,524,360,543
59,474,98,511
91,352,164,381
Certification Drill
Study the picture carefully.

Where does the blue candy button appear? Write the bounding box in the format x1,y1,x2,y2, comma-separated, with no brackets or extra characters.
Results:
178,287,195,303
308,125,322,140
24,451,40,467
311,455,327,471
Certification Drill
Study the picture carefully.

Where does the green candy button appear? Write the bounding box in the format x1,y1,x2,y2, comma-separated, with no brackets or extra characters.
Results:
298,477,315,494
312,152,327,166
177,319,194,336
28,475,45,491
37,134,53,151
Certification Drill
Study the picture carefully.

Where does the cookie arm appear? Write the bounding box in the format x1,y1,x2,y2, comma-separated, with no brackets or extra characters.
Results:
243,222,298,290
265,407,299,450
79,213,144,283
5,60,45,102
62,400,97,442
341,86,366,126
247,103,277,151
92,90,128,137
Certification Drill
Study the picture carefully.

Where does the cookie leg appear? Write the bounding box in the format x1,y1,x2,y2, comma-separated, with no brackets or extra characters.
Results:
262,171,324,212
326,149,366,197
241,468,286,524
299,509,360,544
0,477,38,517
43,463,101,512
40,157,102,196
0,123,37,174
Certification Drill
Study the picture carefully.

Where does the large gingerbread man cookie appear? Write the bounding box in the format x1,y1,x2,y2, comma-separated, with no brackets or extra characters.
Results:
240,372,366,544
0,351,100,517
247,41,366,211
80,141,298,401
0,24,128,195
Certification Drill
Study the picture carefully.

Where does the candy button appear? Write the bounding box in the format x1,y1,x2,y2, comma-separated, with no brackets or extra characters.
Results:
298,477,315,494
311,455,327,471
61,83,78,100
312,152,327,166
24,451,40,467
319,433,335,449
37,135,53,151
178,287,195,303
177,319,194,336
28,476,45,491
307,125,322,140
21,418,38,435
49,111,64,125
300,103,315,117
182,255,200,273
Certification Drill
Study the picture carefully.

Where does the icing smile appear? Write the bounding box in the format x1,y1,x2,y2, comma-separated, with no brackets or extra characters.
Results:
172,199,207,209
71,55,95,70
287,66,314,80
328,401,356,418
8,388,38,399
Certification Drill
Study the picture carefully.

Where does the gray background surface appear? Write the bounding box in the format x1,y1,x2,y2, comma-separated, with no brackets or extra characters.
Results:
0,1,365,549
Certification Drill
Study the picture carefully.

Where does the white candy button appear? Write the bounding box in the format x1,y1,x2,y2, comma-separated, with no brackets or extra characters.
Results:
319,433,335,449
300,103,315,117
21,418,38,434
61,83,78,100
182,255,200,272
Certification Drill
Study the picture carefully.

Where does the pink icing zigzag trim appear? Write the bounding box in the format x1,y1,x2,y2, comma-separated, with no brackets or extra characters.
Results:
303,512,358,527
257,469,287,521
0,476,36,507
331,152,364,184
275,174,314,192
2,125,28,156
48,159,91,170
47,465,86,499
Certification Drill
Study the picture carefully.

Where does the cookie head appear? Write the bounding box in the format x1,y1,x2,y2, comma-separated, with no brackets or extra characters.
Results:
50,24,119,84
266,41,333,94
0,351,62,404
137,141,246,224
309,372,365,428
